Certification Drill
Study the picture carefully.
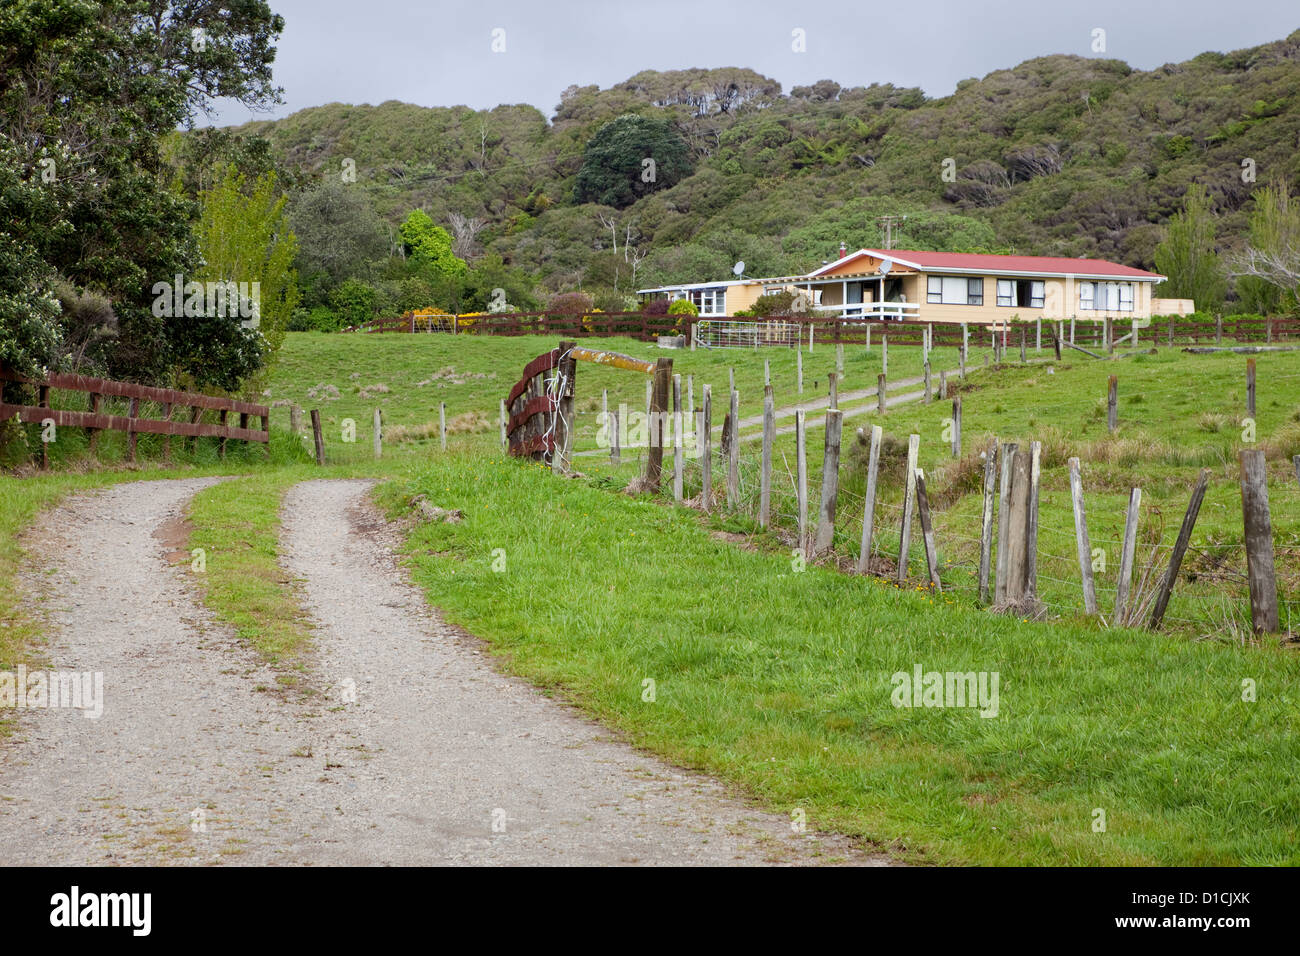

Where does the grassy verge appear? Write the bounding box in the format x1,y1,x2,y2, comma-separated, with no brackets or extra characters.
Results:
380,451,1300,865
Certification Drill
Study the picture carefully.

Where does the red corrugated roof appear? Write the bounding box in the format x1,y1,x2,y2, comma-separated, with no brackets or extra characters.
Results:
812,248,1163,280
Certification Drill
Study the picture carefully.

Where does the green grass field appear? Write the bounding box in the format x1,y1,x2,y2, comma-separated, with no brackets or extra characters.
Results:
3,328,1299,864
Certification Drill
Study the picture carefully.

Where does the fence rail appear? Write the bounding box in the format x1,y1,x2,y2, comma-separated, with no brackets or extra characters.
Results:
0,366,268,466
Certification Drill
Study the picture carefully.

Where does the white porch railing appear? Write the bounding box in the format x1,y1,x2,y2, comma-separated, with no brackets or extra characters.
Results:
818,301,921,320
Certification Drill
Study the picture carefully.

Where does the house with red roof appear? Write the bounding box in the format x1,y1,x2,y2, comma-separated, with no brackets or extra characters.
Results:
637,247,1190,325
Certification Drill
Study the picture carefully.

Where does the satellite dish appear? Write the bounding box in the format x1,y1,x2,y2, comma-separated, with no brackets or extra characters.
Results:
733,260,745,277
877,259,892,276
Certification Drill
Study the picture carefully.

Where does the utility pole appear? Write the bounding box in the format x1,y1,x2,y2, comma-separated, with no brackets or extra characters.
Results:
877,215,906,250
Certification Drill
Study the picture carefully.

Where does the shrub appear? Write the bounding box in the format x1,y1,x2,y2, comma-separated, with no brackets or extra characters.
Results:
667,298,699,317
643,297,669,316
330,279,379,328
547,291,594,314
288,306,345,332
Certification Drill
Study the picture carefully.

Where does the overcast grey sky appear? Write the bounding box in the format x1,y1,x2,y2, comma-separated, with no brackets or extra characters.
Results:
204,0,1299,127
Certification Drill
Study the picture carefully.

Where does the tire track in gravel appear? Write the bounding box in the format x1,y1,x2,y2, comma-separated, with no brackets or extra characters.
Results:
0,477,889,865
280,478,889,865
0,478,332,865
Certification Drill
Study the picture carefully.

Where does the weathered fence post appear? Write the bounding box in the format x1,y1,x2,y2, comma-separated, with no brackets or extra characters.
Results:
1240,449,1279,633
877,373,887,414
610,405,621,465
764,358,770,387
915,468,942,591
960,323,968,376
760,385,774,527
814,410,843,554
1068,457,1098,615
939,369,948,400
672,374,683,502
896,433,920,583
645,357,672,491
440,402,448,451
727,387,739,508
1036,317,1042,352
829,371,838,409
797,348,804,394
858,424,883,574
1149,469,1210,630
923,360,932,402
1115,487,1143,625
882,335,888,376
310,408,325,465
1107,375,1118,433
836,343,844,376
795,410,808,556
373,408,382,459
1020,328,1027,363
978,439,997,603
994,441,1017,604
290,403,302,437
1246,358,1256,417
951,396,962,457
1215,313,1223,346
701,385,712,510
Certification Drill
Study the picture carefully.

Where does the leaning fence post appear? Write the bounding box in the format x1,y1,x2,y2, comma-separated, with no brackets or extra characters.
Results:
727,387,740,508
1107,375,1118,433
978,439,997,603
760,385,774,527
896,433,920,583
915,468,942,591
1068,457,1098,616
858,424,883,574
310,408,325,466
795,410,808,556
814,410,842,554
1115,487,1143,625
1149,469,1211,630
1239,449,1279,633
373,408,382,459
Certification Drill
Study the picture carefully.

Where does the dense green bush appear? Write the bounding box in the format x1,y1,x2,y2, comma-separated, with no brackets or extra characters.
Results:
667,298,699,317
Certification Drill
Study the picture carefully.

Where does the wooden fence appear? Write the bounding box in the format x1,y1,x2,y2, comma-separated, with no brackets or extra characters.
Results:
0,367,269,467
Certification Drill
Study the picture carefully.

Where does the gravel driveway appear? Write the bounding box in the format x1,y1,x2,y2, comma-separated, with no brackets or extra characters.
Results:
0,477,887,866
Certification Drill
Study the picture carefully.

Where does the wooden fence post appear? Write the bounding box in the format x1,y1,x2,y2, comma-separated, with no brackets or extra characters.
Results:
290,403,302,436
373,407,382,459
1115,487,1143,625
1107,375,1118,433
701,385,712,511
727,387,740,508
1239,449,1279,633
764,358,770,387
924,360,932,402
1246,358,1256,417
915,468,942,591
896,433,919,583
1036,317,1042,352
858,424,883,574
978,439,997,603
814,410,842,554
645,357,671,491
960,323,968,376
1068,457,1098,615
882,335,888,377
939,369,947,400
951,396,962,458
1019,328,1027,363
1149,469,1210,630
760,385,774,527
611,405,621,465
994,441,1017,604
440,402,447,451
1215,313,1223,345
1294,454,1300,488
877,373,887,414
311,408,325,465
673,374,683,502
796,348,803,394
795,410,808,556
829,371,838,409
836,342,844,376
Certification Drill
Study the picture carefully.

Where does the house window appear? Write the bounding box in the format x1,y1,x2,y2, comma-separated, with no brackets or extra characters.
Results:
689,288,727,315
1079,281,1134,312
998,279,1045,308
928,276,982,305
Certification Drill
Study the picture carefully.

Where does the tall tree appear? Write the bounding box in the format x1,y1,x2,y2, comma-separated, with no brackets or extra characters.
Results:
1154,184,1226,311
573,114,693,209
1234,179,1300,312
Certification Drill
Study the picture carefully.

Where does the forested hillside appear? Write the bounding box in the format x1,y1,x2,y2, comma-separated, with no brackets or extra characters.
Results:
228,32,1300,308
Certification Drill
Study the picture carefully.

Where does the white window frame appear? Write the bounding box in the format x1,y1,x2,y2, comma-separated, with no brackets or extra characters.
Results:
928,275,982,306
996,279,1015,307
